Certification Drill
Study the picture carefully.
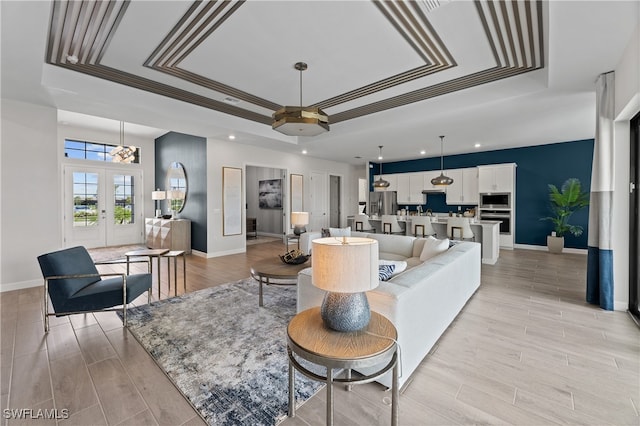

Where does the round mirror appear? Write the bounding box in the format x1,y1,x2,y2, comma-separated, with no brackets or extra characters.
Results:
166,162,187,213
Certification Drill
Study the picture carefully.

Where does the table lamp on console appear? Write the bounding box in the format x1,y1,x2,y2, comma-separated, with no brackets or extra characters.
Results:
311,237,379,332
291,211,309,235
151,189,166,218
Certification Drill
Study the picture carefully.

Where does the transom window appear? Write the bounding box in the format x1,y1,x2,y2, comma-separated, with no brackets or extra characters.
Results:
64,139,140,163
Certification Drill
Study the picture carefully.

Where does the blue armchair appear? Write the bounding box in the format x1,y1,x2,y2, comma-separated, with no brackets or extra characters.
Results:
37,246,152,332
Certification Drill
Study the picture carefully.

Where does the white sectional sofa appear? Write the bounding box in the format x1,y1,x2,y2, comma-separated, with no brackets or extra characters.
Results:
297,230,482,389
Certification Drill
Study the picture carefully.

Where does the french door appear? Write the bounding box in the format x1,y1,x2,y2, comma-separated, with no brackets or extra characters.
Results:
64,165,143,248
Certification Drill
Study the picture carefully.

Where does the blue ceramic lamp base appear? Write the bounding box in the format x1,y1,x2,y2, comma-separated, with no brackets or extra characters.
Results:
320,291,371,332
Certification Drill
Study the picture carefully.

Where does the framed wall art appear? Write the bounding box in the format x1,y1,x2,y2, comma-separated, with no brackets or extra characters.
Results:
258,178,282,209
223,167,242,236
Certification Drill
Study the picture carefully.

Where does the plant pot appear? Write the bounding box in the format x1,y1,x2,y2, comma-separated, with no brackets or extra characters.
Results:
547,235,564,254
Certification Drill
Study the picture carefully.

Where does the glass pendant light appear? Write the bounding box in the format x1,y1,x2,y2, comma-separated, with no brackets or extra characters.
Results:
430,135,454,186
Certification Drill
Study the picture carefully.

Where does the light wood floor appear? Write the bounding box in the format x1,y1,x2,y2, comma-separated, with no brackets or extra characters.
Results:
1,241,638,425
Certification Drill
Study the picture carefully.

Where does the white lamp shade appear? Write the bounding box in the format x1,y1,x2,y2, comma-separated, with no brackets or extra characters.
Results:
291,211,309,226
312,237,379,293
151,190,166,200
167,189,185,200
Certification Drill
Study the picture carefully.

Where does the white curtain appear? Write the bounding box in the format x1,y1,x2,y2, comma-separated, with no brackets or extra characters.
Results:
586,72,615,310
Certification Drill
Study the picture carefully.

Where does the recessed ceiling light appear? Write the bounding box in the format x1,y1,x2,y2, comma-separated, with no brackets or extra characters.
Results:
420,150,426,155
302,150,307,154
66,54,78,64
228,135,236,140
474,143,481,148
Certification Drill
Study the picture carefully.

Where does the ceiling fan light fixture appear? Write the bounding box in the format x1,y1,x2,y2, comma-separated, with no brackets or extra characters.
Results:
373,145,390,189
272,62,329,137
430,135,454,186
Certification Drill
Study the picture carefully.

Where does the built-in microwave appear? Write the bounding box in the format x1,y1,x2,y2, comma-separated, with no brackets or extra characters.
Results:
480,193,511,209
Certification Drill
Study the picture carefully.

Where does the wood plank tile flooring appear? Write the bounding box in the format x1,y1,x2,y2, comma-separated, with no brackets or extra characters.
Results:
1,242,638,425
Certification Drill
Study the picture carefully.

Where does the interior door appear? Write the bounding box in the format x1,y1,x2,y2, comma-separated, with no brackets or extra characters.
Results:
64,165,143,248
309,171,328,231
329,175,341,227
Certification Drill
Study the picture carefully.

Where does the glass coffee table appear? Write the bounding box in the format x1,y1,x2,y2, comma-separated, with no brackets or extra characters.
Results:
250,257,310,307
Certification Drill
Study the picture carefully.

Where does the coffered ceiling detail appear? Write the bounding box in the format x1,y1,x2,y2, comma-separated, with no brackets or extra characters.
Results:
46,0,544,129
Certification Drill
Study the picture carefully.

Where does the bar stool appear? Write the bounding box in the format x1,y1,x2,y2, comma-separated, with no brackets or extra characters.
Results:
163,250,186,297
446,217,475,241
410,216,436,237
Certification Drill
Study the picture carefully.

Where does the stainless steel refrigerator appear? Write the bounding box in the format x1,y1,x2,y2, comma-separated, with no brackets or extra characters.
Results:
369,191,398,217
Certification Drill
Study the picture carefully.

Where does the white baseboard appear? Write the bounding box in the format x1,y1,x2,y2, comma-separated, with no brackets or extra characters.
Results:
1,278,41,293
513,243,588,255
191,249,207,258
204,248,246,258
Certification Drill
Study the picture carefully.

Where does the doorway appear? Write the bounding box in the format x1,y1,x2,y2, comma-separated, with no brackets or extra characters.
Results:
629,111,640,319
64,165,143,248
246,165,286,238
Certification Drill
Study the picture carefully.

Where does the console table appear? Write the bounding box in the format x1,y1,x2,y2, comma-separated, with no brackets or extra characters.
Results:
145,218,191,254
287,308,399,425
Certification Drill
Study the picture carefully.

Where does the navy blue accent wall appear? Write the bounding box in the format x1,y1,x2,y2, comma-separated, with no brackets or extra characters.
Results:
155,132,207,252
372,139,594,249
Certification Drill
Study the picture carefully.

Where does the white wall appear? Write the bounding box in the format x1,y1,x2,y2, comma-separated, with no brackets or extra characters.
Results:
612,8,639,310
0,100,159,292
206,138,360,257
1,100,59,291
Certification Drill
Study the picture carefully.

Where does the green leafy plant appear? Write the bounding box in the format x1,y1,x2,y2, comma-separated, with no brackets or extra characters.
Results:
541,178,590,237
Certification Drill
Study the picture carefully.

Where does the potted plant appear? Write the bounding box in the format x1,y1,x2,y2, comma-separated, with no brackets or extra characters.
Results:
540,178,590,253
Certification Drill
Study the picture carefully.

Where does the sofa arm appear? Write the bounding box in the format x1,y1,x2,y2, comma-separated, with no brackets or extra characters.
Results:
298,231,322,255
297,268,326,312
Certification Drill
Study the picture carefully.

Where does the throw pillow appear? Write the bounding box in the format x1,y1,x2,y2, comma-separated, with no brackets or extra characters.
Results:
379,260,407,276
329,226,351,237
419,236,449,261
378,264,395,281
321,228,330,237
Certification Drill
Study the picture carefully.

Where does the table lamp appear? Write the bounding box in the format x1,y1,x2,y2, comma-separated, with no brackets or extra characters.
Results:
291,211,309,235
151,189,166,218
312,237,379,332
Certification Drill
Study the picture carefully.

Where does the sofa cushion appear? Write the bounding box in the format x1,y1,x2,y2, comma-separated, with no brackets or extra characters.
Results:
368,233,416,259
330,226,351,237
419,236,450,261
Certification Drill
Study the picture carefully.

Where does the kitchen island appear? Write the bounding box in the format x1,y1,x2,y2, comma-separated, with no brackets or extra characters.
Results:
363,217,501,265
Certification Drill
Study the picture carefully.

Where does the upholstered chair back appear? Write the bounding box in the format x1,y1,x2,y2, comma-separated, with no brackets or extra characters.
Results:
37,246,100,311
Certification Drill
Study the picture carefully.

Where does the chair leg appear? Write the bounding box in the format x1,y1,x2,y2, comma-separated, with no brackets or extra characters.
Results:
43,280,49,333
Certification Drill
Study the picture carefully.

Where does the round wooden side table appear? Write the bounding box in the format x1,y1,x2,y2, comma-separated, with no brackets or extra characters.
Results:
287,307,399,426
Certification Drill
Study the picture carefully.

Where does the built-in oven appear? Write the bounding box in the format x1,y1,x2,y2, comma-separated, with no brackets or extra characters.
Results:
479,210,511,235
480,193,511,209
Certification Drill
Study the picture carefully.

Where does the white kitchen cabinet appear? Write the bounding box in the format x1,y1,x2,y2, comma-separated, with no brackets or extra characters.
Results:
373,174,397,192
397,173,425,204
478,164,515,193
444,169,463,204
445,168,479,205
462,167,479,204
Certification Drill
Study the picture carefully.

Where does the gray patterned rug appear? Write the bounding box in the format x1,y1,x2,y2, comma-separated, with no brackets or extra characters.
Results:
121,278,323,425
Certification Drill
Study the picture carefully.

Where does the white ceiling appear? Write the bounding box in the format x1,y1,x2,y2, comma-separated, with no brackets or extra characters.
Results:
1,0,638,164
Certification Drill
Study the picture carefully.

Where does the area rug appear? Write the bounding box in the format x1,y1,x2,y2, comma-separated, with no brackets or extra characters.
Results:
121,278,324,425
